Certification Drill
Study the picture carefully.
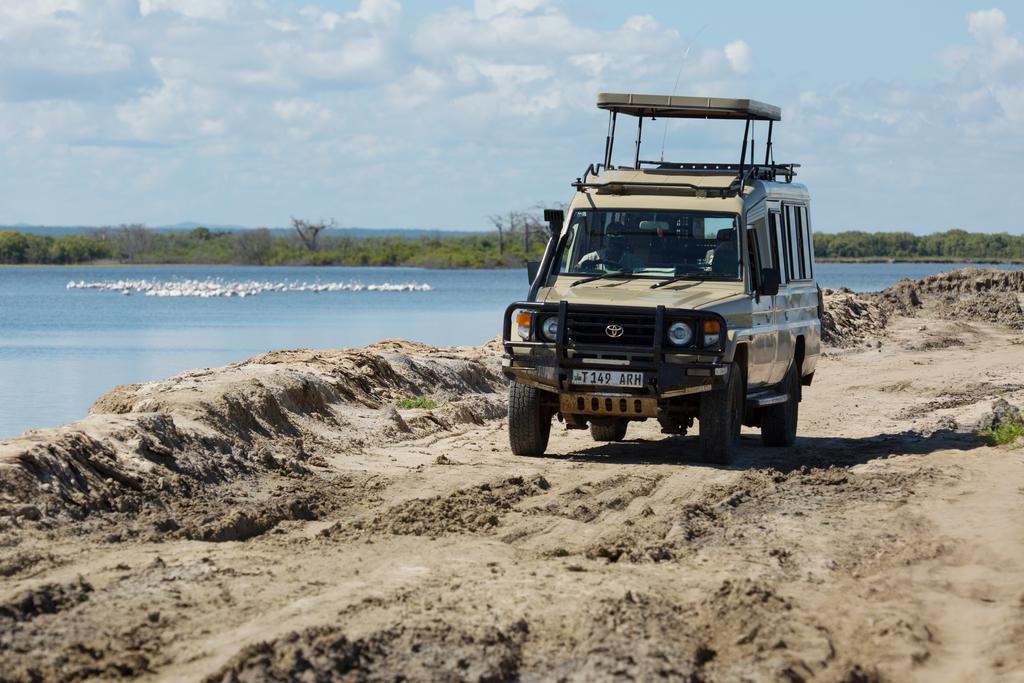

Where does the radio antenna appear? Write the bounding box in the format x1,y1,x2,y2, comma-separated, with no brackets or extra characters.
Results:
660,24,709,163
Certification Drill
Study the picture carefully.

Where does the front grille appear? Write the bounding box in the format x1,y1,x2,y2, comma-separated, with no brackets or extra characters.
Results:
566,310,656,348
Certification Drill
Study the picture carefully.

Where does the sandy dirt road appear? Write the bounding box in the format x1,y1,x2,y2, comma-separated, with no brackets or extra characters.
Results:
2,312,1024,682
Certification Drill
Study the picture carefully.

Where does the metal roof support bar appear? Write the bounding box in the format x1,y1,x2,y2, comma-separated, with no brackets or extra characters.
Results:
764,120,774,166
603,111,617,169
738,119,750,178
633,116,643,169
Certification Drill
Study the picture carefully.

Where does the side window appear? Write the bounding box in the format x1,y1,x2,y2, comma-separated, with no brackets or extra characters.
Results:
800,206,814,278
792,205,806,280
768,211,785,282
746,220,764,291
784,205,798,280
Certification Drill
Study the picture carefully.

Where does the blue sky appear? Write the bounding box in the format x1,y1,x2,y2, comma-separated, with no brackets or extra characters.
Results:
0,1,1021,233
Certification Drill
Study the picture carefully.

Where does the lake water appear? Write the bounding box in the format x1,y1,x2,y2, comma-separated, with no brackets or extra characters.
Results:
1,262,1021,439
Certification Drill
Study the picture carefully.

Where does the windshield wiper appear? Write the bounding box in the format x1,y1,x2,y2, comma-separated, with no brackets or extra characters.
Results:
571,270,635,287
649,273,726,289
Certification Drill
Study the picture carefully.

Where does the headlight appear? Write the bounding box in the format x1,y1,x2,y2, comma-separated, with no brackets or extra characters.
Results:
514,310,533,340
539,316,559,342
667,321,693,346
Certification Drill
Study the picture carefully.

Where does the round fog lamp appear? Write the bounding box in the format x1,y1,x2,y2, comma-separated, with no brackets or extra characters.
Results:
667,321,693,346
540,316,559,341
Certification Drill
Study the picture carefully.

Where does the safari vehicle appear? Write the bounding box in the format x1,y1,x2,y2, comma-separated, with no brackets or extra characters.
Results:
501,93,821,463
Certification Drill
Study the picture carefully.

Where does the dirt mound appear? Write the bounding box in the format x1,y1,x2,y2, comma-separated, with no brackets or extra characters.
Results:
528,473,663,523
583,466,921,564
821,288,892,346
0,576,158,683
207,619,528,683
693,578,884,683
878,268,1024,326
334,474,550,539
822,268,1024,346
0,577,92,624
2,599,163,682
0,343,506,529
542,590,704,680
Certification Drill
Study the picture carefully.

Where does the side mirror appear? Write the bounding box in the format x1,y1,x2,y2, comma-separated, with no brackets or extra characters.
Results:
543,209,564,236
760,267,781,296
527,260,541,284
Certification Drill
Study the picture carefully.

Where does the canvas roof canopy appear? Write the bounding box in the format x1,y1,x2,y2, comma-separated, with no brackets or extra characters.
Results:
597,93,781,122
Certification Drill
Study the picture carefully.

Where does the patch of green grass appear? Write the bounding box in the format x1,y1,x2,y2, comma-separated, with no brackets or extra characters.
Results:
979,420,1024,447
397,396,437,410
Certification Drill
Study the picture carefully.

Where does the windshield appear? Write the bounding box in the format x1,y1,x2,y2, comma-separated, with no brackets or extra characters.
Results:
556,209,742,280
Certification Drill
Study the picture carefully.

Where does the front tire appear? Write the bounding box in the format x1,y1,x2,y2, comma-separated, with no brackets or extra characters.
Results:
508,381,552,457
761,362,799,447
590,419,628,442
698,362,743,464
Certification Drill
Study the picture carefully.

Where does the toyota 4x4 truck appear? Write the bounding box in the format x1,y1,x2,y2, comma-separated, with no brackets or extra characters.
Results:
502,94,821,464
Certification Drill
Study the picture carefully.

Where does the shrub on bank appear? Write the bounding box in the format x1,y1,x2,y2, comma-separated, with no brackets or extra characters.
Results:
397,397,438,410
977,399,1024,447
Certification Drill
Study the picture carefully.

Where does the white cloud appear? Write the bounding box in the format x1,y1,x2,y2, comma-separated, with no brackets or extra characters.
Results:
622,15,658,33
348,0,402,25
0,1,81,29
967,8,1023,68
273,99,325,122
724,40,752,75
473,0,549,20
138,0,236,20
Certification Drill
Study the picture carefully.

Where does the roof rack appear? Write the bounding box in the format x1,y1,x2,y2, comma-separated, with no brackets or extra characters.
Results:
572,163,798,196
589,92,793,196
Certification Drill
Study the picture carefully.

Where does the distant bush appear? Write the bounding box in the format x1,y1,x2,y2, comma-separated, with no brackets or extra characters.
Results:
814,229,1024,261
0,218,548,267
6,225,1019,267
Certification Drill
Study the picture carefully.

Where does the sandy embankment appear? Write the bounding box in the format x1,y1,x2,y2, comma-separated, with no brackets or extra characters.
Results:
1,269,1023,682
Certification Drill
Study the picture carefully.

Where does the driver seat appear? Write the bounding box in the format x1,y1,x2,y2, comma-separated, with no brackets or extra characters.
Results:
711,228,738,276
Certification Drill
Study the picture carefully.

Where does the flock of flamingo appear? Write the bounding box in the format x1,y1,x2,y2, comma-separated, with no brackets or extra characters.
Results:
66,278,433,298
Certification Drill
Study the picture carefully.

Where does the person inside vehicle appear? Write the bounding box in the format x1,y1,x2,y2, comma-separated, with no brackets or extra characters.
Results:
579,224,641,271
710,228,740,276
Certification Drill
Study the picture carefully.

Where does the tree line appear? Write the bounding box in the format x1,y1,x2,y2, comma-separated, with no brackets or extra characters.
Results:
813,229,1024,262
1,224,1021,267
0,213,552,268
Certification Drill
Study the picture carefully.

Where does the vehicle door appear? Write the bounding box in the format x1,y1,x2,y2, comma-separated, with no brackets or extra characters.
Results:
744,216,776,389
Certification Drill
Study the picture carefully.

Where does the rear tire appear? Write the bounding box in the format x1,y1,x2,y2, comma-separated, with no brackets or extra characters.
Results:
508,381,552,457
590,419,628,442
698,363,743,464
761,362,799,447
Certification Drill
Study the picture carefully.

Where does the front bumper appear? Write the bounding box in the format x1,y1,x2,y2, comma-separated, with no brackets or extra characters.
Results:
501,301,728,402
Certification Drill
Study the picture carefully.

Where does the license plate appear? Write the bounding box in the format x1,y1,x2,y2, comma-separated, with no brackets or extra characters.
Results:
571,369,644,387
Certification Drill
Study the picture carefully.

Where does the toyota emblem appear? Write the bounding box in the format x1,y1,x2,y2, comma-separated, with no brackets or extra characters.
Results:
605,324,624,338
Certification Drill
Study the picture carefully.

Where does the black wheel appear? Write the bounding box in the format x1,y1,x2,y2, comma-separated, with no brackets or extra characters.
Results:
590,419,628,442
508,381,552,457
698,362,743,464
761,362,799,447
